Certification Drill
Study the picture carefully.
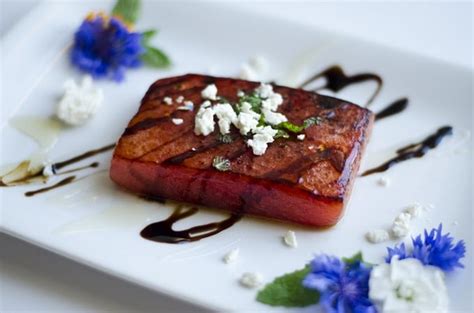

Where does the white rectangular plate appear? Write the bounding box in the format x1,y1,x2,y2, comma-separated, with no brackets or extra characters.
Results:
1,1,472,312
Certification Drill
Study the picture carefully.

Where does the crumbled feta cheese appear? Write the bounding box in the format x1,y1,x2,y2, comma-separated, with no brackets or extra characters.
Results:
297,134,305,141
201,100,212,109
163,97,173,105
236,112,259,135
240,272,263,288
237,90,245,97
201,84,218,100
42,164,55,177
223,248,239,264
239,102,260,119
176,95,184,104
239,64,259,81
56,75,103,126
177,101,194,111
194,106,215,136
365,229,390,244
214,103,238,134
247,126,277,155
262,93,283,111
283,230,298,248
255,83,273,99
392,212,412,238
262,108,287,125
172,118,184,125
404,202,423,218
377,176,391,187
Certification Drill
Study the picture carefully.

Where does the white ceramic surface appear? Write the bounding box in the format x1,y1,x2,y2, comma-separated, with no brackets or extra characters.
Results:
1,1,472,312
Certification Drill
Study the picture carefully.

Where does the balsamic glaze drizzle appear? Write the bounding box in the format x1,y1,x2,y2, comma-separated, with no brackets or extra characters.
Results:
140,206,242,244
375,98,409,121
298,65,383,106
25,176,76,197
361,126,453,176
52,144,115,173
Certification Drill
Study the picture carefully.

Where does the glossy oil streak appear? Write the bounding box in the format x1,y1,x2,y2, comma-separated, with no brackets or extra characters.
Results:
140,206,242,244
361,126,453,176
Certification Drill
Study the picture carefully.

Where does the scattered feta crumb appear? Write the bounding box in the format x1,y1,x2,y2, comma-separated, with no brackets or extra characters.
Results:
283,230,298,248
163,97,173,105
236,112,260,135
56,75,103,126
223,248,239,264
297,134,306,141
391,212,412,238
240,272,263,288
237,90,245,97
201,84,218,100
366,229,390,244
404,202,423,218
255,83,274,99
191,147,197,151
194,105,215,136
176,95,184,104
177,101,194,111
262,93,283,111
247,126,277,155
214,103,238,134
262,108,287,125
377,176,391,187
42,164,54,177
172,118,184,125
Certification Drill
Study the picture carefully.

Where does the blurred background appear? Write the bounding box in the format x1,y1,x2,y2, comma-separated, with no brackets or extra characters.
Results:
1,1,472,312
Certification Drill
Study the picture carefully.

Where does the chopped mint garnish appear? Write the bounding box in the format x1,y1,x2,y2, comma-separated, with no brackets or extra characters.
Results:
238,92,263,113
212,156,231,171
274,129,290,139
303,116,323,129
219,134,233,144
256,266,319,307
112,0,141,25
277,121,304,133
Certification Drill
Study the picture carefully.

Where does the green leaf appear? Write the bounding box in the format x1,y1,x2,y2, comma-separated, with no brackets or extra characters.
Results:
141,46,171,68
112,0,141,25
141,29,157,44
239,92,263,113
212,156,231,171
274,129,290,139
342,251,363,265
256,266,319,307
277,121,304,133
303,116,323,129
218,134,233,144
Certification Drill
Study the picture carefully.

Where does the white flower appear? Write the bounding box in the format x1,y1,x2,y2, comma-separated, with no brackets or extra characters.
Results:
369,257,448,313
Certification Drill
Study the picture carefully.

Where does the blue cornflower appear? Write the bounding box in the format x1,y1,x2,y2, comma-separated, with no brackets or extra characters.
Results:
386,224,466,272
71,12,144,81
302,254,376,313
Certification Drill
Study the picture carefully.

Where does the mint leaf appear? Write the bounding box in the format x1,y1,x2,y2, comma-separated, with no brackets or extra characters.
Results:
256,266,319,307
274,129,289,139
239,92,263,113
112,0,141,25
141,29,157,44
212,156,231,171
141,46,171,68
303,116,322,129
277,121,304,133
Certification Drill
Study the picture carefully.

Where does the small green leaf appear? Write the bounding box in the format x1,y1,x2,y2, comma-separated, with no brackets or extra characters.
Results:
212,156,231,171
112,0,141,25
218,134,233,144
239,92,263,113
274,129,290,139
141,29,158,44
141,46,171,68
303,116,323,129
277,121,304,133
342,251,364,266
256,266,319,307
